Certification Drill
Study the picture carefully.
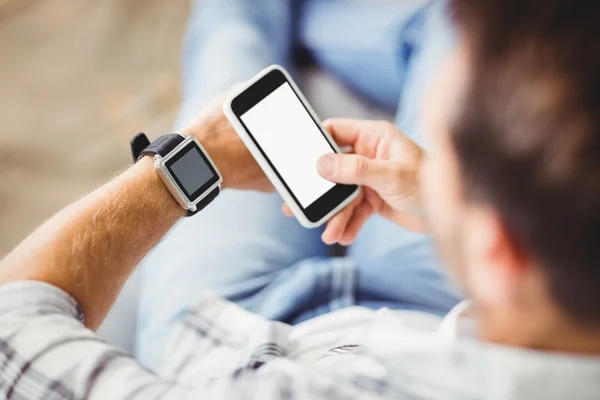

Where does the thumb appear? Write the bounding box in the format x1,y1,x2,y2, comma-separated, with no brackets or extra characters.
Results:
317,154,395,191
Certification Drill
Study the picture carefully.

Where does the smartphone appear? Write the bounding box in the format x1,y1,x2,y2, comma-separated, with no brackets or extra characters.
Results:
223,65,360,228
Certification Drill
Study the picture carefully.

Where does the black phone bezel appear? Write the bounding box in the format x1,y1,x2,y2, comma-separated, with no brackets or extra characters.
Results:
230,68,358,223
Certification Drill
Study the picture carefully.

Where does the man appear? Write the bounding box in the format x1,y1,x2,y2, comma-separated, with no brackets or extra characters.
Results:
136,0,460,369
1,1,600,400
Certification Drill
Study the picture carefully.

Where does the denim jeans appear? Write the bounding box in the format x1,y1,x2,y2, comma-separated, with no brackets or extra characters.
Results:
136,0,461,370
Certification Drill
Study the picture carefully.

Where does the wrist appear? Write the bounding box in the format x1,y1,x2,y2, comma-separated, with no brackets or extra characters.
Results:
130,156,186,218
177,106,273,193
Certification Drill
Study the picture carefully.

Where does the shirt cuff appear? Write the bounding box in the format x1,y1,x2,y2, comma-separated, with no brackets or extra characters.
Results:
0,280,84,323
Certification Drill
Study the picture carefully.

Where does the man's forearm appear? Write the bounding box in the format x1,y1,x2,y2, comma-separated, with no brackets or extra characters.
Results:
0,157,183,329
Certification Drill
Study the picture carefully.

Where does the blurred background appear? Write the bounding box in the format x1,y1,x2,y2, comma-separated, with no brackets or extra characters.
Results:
0,0,190,256
0,0,408,350
0,0,388,259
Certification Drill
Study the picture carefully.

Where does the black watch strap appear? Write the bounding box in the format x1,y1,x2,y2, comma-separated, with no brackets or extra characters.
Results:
130,132,184,161
130,132,219,216
193,185,220,215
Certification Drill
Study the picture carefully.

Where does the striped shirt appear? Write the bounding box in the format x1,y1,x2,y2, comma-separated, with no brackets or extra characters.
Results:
1,281,599,399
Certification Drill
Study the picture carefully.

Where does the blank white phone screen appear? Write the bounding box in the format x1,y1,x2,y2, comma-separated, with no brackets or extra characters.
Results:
240,83,335,207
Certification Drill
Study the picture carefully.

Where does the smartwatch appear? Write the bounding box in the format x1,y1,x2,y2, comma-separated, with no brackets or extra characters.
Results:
130,132,222,216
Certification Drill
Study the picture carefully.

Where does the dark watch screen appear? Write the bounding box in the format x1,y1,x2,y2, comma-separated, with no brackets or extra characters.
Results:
164,141,219,201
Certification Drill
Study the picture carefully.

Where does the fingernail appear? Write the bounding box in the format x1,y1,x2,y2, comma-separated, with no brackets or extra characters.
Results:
322,233,336,245
318,154,336,178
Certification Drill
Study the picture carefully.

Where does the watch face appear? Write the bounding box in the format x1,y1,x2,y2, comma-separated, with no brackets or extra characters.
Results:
164,140,220,202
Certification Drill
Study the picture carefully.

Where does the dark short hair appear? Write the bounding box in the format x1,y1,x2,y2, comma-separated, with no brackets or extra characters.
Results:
449,0,600,326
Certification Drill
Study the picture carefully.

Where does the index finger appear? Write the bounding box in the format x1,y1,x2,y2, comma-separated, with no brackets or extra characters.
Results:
323,119,387,147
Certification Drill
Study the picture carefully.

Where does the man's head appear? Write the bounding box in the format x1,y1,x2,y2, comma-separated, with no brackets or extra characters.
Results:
421,0,600,349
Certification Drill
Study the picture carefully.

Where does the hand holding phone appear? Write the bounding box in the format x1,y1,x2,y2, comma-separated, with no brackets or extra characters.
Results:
224,65,360,228
283,119,428,244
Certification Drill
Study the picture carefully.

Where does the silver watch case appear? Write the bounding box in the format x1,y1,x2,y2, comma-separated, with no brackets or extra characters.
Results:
153,135,223,213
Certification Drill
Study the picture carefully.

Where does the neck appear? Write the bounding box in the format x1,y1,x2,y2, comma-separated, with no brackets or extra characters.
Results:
479,305,600,355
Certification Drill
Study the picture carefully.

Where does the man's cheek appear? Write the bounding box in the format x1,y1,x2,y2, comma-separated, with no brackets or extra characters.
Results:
421,157,457,249
420,157,443,221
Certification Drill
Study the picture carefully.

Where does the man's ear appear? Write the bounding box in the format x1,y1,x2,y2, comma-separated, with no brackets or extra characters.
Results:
463,208,528,307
